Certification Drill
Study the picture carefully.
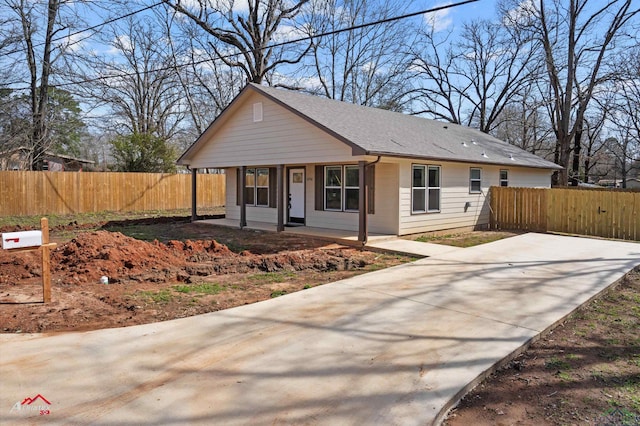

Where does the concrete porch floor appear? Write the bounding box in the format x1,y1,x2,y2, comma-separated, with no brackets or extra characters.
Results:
195,218,395,244
194,218,459,258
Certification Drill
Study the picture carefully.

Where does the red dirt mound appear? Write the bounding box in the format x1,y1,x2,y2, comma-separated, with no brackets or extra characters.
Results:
52,231,186,284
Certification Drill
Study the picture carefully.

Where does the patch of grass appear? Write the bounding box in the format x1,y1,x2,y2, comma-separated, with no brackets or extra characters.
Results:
413,231,518,248
545,356,572,371
135,289,174,304
173,283,224,295
270,290,287,298
0,208,224,231
248,271,296,284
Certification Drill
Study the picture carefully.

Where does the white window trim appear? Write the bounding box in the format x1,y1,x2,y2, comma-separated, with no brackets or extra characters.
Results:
324,165,360,212
500,169,509,187
470,167,482,194
255,168,269,207
245,167,269,207
344,165,360,212
427,165,441,213
412,164,441,214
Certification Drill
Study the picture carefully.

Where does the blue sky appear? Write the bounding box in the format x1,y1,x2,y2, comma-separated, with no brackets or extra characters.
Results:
421,0,500,32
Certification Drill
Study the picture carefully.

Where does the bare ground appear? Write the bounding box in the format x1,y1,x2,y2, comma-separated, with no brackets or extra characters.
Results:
444,267,640,426
1,217,638,424
0,220,410,333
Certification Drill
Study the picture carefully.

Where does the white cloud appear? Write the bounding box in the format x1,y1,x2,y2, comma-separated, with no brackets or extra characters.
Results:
503,0,537,27
424,2,454,33
272,24,307,43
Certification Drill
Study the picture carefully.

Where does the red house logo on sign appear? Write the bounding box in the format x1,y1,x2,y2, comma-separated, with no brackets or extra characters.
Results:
10,393,51,415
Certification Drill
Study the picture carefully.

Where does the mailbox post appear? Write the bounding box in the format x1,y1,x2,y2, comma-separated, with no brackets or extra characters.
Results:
1,218,57,303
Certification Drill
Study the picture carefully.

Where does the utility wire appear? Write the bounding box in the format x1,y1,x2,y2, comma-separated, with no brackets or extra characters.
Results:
1,1,165,57
5,0,479,90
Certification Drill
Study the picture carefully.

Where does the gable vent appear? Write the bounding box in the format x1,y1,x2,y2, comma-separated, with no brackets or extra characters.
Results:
253,102,263,122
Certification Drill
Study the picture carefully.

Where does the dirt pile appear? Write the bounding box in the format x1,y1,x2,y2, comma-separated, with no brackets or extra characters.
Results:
1,226,404,333
52,231,186,284
1,231,373,286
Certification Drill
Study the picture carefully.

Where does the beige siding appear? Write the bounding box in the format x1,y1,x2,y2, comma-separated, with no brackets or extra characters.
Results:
398,160,552,235
304,165,357,232
225,167,278,223
189,92,360,168
368,162,399,234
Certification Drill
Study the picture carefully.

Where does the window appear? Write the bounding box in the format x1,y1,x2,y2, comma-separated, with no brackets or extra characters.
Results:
428,166,441,211
245,168,269,206
325,166,342,210
412,165,441,213
344,166,359,211
324,165,359,211
470,168,482,193
500,170,508,187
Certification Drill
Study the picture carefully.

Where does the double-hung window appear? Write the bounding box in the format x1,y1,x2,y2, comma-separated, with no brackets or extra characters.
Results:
412,165,441,213
245,168,269,207
324,165,359,211
470,168,482,193
499,170,508,187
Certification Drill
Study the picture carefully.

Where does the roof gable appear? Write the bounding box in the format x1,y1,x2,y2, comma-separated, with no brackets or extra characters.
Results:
179,84,561,170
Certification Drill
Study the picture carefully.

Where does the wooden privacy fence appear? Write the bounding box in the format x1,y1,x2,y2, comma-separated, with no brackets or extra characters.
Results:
0,171,225,216
490,186,640,241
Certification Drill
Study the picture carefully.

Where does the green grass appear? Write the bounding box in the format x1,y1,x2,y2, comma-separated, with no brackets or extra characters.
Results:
545,356,572,371
135,289,174,304
173,283,224,295
270,290,287,298
0,208,223,230
414,231,517,248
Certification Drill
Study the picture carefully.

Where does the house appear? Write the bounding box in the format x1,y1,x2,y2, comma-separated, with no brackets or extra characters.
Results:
0,146,95,171
597,178,640,189
178,84,561,242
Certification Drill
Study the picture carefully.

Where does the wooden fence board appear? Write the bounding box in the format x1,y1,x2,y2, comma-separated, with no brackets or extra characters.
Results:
0,171,225,216
490,186,640,241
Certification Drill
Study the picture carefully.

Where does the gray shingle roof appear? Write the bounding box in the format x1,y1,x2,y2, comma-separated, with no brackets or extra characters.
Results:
251,83,561,170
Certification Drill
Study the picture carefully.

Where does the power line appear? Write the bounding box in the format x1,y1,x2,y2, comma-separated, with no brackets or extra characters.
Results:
6,0,479,90
1,1,165,57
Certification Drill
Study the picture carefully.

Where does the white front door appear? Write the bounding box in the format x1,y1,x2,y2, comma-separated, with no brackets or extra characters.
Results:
288,168,305,224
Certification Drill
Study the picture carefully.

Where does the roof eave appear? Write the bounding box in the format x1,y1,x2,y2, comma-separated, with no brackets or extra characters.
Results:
366,150,562,170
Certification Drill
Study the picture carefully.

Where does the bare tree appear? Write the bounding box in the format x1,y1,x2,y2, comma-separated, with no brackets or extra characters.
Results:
86,17,185,142
161,10,246,136
409,16,539,133
607,48,640,186
0,0,84,169
162,0,311,84
295,0,412,110
502,0,639,186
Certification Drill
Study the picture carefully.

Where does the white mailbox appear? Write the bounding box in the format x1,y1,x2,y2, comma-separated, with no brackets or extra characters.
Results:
2,230,43,250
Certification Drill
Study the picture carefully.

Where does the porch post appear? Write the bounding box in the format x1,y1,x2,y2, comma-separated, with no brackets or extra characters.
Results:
358,160,367,244
277,164,285,232
239,166,247,229
191,168,198,222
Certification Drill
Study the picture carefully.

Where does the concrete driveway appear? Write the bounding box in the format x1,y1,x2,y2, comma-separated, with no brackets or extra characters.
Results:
1,233,638,425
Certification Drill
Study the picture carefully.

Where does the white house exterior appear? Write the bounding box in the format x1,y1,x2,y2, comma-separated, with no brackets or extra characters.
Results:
178,84,560,241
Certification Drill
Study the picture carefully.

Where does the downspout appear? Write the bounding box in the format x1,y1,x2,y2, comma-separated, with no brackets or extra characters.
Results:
358,156,381,246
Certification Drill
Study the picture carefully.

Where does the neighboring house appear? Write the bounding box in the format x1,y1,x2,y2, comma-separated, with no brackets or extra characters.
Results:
597,178,640,189
178,84,561,242
0,146,95,171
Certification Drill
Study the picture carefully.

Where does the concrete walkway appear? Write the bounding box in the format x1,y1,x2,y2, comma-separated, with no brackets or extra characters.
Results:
1,234,638,425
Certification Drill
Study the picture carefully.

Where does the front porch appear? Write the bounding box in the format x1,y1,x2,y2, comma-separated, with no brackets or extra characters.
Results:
194,218,452,258
195,218,395,246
